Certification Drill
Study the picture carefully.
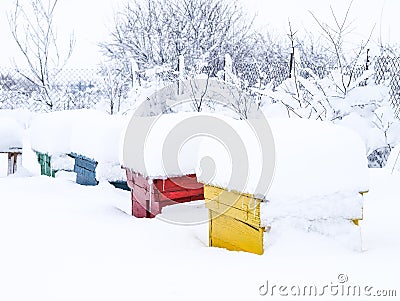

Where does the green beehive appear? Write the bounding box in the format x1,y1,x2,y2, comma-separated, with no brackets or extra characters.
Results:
36,152,56,177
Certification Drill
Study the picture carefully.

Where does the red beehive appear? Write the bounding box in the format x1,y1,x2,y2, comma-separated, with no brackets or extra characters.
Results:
124,168,204,218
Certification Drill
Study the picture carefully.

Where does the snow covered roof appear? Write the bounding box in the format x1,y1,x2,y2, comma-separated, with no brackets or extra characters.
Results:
197,118,369,201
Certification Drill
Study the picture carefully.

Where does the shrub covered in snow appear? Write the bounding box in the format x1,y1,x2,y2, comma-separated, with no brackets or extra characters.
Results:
259,68,400,167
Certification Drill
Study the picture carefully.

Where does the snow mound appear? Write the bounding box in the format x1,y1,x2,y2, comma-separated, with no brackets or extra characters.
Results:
0,109,34,129
337,112,386,155
0,117,24,151
196,117,368,250
197,117,369,200
267,118,369,200
51,154,75,171
30,110,76,155
70,112,126,164
260,191,363,224
96,163,126,182
264,217,362,251
122,112,207,178
30,109,128,181
30,109,126,162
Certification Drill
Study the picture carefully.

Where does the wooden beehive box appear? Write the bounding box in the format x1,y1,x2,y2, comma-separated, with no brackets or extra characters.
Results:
205,185,366,255
1,147,22,176
36,151,56,177
70,153,98,186
124,168,204,218
70,153,129,189
204,184,265,255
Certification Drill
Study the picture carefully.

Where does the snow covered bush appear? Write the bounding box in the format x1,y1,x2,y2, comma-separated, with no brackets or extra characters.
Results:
259,67,400,167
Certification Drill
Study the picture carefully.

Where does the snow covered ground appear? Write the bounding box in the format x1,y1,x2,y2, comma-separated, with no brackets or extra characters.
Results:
0,169,399,301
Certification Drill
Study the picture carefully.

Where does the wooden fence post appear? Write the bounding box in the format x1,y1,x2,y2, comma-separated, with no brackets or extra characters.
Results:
224,53,233,81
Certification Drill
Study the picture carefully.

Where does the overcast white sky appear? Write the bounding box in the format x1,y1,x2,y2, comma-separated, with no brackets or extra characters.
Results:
0,0,399,68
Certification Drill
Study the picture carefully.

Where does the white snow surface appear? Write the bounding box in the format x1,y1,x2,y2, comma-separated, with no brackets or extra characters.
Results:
122,112,215,178
197,117,369,200
260,191,363,223
260,192,364,251
0,117,24,151
385,144,400,174
30,110,81,155
30,108,127,162
29,109,127,181
51,154,75,171
337,112,387,155
70,112,127,164
96,162,126,182
0,109,34,129
0,169,398,301
266,118,369,200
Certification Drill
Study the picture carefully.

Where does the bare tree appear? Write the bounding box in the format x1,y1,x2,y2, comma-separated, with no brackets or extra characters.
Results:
309,0,374,96
287,21,301,98
9,0,75,110
100,0,256,77
100,58,133,114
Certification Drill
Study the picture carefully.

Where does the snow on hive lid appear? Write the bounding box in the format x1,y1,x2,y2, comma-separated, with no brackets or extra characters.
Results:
121,112,208,178
30,109,126,164
0,116,24,152
196,117,369,201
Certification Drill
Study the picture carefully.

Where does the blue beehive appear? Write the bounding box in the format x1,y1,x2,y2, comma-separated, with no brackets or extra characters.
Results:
69,153,129,190
70,153,98,186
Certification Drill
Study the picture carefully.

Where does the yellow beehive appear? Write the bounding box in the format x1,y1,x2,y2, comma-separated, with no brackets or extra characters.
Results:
204,184,265,255
205,185,367,255
199,119,369,255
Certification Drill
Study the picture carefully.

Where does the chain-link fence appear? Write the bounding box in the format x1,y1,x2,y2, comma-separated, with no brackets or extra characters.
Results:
234,60,290,88
374,56,400,117
1,55,400,115
236,55,400,117
0,67,107,111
